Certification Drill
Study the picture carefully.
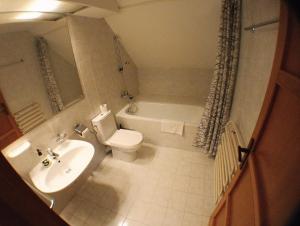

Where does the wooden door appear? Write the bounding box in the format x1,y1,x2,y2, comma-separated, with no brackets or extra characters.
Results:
210,1,300,226
0,91,22,150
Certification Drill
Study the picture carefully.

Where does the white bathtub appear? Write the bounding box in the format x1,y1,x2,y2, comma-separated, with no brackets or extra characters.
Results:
116,101,203,151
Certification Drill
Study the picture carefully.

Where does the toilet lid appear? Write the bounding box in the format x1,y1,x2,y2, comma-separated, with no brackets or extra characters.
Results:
107,129,143,148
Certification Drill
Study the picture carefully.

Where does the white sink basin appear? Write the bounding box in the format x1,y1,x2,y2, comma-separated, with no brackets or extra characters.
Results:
29,140,94,193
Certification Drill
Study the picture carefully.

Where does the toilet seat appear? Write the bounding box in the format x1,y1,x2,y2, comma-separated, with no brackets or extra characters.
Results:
107,129,143,151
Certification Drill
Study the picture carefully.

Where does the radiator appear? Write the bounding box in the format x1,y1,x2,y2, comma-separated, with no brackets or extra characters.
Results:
13,103,46,133
214,121,244,204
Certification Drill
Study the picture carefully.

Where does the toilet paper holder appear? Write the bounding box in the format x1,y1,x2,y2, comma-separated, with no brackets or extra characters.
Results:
74,124,89,137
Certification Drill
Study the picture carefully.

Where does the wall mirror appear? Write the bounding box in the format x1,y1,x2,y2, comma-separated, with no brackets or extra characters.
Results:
0,19,83,135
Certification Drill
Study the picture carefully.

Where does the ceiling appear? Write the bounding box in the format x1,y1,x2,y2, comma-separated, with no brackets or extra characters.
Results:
106,0,221,69
0,0,221,70
0,0,119,24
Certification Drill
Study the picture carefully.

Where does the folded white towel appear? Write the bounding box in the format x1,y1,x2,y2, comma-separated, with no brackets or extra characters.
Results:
161,119,184,136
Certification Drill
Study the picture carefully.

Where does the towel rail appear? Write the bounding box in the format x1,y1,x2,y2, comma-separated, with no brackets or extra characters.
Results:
13,103,46,133
244,18,279,32
214,121,244,204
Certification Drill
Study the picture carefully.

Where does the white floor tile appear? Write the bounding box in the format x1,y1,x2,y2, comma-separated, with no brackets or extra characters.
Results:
182,212,205,226
143,204,167,226
61,144,214,226
172,175,190,192
127,201,152,222
84,207,111,226
168,190,187,211
122,219,146,226
162,209,184,226
104,213,126,226
68,215,86,226
152,186,172,207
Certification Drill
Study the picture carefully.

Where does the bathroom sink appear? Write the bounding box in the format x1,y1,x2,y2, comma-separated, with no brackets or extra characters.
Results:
29,140,94,193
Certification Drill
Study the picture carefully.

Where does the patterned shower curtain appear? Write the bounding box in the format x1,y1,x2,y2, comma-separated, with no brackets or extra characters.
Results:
36,37,64,113
194,0,241,156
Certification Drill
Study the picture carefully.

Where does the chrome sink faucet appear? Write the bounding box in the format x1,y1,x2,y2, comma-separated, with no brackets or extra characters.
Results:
45,133,66,160
47,148,59,159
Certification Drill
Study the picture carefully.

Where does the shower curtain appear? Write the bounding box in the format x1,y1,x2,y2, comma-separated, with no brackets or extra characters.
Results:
36,37,64,113
194,0,241,156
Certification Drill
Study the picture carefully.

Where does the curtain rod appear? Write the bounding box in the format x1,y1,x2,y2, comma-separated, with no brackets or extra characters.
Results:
119,0,176,9
244,18,279,32
0,58,24,68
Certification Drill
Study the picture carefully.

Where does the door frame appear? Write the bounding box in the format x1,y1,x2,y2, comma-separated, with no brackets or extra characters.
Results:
210,1,300,225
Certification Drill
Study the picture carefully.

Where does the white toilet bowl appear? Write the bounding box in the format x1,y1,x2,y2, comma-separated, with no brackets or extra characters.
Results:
92,111,143,162
106,129,143,161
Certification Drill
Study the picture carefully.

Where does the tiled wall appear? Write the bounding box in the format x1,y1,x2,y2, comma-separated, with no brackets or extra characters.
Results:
68,16,139,115
230,0,280,143
138,68,212,106
0,31,53,119
2,16,139,211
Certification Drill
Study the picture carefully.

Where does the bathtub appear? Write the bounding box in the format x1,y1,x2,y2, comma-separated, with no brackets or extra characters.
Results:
116,101,203,151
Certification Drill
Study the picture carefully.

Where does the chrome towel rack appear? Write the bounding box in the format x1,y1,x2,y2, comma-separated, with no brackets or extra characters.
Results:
244,18,279,32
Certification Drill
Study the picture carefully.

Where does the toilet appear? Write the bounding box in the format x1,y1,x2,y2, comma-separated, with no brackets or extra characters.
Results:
92,110,143,162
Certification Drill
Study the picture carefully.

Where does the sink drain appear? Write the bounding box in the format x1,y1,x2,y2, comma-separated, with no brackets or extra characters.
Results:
65,168,72,174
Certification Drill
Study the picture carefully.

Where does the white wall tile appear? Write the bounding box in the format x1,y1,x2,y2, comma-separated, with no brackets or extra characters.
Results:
138,68,212,106
230,0,280,143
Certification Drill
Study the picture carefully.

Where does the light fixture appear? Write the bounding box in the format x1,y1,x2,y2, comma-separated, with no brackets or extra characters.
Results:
28,0,61,12
15,0,62,21
15,12,43,20
15,12,42,20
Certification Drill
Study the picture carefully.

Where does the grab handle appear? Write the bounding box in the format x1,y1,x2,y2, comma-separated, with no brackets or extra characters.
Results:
0,103,8,115
238,138,254,168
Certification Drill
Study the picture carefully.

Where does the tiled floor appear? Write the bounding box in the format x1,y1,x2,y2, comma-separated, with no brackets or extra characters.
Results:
60,143,215,226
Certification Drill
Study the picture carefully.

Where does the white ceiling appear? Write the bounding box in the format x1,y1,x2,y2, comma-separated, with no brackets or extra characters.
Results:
0,0,82,13
106,0,221,69
0,0,119,24
74,7,114,19
0,0,221,70
117,0,162,8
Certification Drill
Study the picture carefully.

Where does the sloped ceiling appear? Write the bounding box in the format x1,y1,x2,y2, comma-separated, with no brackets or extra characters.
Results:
0,0,221,69
105,0,221,69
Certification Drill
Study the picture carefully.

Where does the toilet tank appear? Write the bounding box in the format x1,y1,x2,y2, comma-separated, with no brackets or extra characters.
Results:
91,111,117,143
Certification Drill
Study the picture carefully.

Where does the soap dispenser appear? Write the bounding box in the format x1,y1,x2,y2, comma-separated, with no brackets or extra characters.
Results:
36,148,43,156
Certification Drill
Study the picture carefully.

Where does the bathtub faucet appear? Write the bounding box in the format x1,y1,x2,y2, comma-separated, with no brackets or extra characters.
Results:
121,90,134,100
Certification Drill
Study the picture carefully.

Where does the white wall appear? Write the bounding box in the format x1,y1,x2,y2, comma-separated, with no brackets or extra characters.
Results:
106,0,220,69
105,0,220,103
138,68,212,105
230,0,280,143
